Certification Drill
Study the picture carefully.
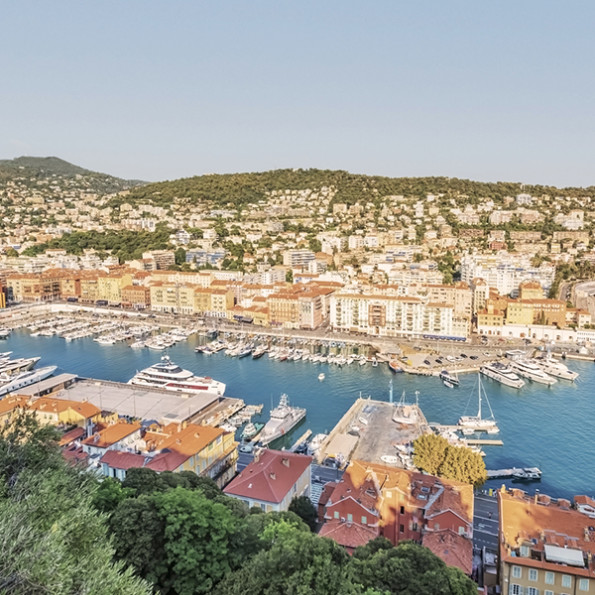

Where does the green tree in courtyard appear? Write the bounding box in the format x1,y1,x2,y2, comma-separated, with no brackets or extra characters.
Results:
413,433,449,476
288,495,318,531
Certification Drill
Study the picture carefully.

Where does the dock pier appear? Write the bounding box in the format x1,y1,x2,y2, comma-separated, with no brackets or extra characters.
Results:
290,429,312,452
486,467,542,479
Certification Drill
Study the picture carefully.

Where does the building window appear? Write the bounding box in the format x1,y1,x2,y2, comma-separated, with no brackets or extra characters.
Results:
545,572,554,585
400,506,405,514
512,566,522,579
520,545,530,557
399,524,405,533
361,516,367,524
334,511,339,519
562,575,572,588
510,584,521,595
527,588,538,595
529,569,538,581
579,578,589,591
544,590,553,595
347,513,353,523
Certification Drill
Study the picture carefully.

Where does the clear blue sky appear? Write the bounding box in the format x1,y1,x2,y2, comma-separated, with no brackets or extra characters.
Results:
2,1,594,187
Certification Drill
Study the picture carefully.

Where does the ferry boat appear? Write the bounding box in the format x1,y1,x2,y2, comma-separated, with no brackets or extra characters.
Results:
480,362,525,389
439,370,459,387
532,356,579,381
510,359,557,386
0,365,58,397
258,394,306,446
128,356,226,396
458,375,499,433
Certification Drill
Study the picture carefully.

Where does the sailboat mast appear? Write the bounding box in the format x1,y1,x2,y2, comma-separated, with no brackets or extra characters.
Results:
477,376,482,419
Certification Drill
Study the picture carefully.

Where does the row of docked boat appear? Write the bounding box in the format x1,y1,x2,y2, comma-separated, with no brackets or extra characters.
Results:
479,355,578,389
196,340,374,367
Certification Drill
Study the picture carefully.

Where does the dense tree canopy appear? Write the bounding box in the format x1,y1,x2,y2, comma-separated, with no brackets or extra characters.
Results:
413,433,487,486
0,415,479,594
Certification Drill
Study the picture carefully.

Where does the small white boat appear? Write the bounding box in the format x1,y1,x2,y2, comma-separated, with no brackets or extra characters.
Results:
318,373,325,381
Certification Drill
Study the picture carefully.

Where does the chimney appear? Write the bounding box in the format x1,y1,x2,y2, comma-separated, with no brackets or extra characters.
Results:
269,472,276,480
282,457,290,467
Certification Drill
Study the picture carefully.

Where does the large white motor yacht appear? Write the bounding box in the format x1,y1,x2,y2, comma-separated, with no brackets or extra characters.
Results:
128,356,226,396
510,359,557,386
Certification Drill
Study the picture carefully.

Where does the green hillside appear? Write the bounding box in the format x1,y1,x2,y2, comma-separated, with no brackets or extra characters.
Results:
0,156,145,195
112,167,595,210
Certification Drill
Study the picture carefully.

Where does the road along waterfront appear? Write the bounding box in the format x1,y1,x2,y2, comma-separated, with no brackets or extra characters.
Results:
3,328,594,500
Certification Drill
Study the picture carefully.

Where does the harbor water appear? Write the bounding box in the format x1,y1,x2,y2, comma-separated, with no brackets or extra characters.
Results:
3,330,594,499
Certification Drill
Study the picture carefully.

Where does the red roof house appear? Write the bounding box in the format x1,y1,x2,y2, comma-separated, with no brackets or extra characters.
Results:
223,449,312,512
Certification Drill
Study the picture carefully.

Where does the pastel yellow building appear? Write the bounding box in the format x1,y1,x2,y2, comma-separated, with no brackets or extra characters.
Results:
28,397,102,427
506,300,534,325
97,271,134,305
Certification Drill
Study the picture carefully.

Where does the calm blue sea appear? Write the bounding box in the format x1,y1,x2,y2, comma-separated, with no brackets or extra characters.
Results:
4,330,594,499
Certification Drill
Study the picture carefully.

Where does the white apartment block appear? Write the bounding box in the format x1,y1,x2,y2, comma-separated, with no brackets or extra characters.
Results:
460,253,555,297
330,293,463,338
282,250,316,267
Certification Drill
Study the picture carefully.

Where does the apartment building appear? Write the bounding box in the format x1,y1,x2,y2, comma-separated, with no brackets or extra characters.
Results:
319,461,474,574
330,292,460,338
499,487,595,595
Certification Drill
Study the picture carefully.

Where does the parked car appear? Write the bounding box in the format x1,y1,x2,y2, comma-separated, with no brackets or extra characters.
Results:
470,355,478,360
460,353,468,358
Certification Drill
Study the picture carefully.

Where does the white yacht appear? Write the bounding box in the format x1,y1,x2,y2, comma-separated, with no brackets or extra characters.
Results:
128,356,226,396
480,361,525,389
510,359,557,386
0,365,58,397
532,356,579,381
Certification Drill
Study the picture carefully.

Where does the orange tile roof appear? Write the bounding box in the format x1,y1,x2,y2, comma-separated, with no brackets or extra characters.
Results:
224,449,312,504
499,488,595,576
29,397,100,419
59,426,85,446
155,423,225,456
82,421,141,449
0,395,29,415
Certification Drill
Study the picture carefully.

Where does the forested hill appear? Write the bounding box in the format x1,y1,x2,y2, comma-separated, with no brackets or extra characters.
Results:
0,156,145,195
110,167,595,210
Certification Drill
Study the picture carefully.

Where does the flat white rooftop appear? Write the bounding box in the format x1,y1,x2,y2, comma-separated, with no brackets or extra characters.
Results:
50,378,220,425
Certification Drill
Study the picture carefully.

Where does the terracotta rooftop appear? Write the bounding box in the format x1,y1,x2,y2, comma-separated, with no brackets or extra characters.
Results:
500,488,595,576
318,518,379,550
155,423,226,456
423,529,473,575
59,426,85,446
100,450,146,470
82,421,141,449
145,451,189,472
224,449,312,504
29,397,100,419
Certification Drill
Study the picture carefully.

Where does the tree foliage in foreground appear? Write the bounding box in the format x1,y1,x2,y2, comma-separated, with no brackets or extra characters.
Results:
0,415,478,594
0,412,149,594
